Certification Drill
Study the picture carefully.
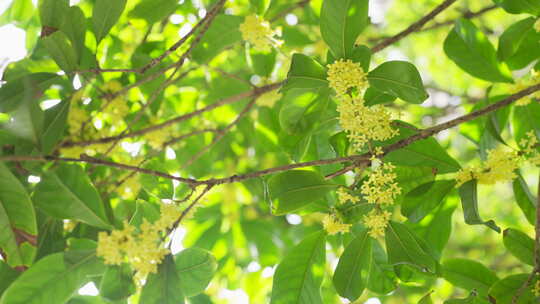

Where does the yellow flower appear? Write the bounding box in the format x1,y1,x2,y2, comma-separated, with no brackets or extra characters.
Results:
337,95,398,150
361,162,401,206
239,15,281,52
520,130,540,166
336,187,360,204
59,146,86,158
68,106,89,135
327,59,368,97
533,278,540,296
456,146,520,186
116,174,141,199
154,203,181,231
363,209,392,238
322,214,351,235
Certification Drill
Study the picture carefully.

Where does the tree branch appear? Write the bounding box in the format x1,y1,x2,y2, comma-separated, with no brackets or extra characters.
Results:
372,0,458,53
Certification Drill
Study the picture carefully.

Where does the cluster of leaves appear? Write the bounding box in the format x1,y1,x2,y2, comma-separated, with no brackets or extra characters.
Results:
0,0,539,303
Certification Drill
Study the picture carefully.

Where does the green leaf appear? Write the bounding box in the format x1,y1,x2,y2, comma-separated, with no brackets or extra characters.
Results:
418,291,434,304
385,221,437,273
443,18,513,83
0,73,59,113
367,240,397,294
379,122,461,174
42,31,78,73
3,89,44,146
92,0,126,44
0,163,38,268
278,88,330,135
0,261,19,297
99,264,136,301
512,91,540,143
320,0,369,59
498,17,536,60
0,250,104,304
442,258,498,295
488,274,536,304
367,61,429,104
503,228,535,266
250,0,271,15
504,25,540,70
41,99,69,154
444,292,491,304
174,248,217,297
60,6,87,60
267,170,337,215
128,0,177,25
270,230,326,304
38,0,69,30
249,48,277,77
493,0,540,15
332,230,371,301
512,173,537,225
0,0,34,26
363,87,396,106
140,255,185,304
282,54,328,92
458,180,500,232
401,180,456,223
33,164,111,229
191,15,243,63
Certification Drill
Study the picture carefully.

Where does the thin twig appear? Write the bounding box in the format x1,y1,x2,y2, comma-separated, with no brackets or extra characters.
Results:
422,4,498,31
269,0,310,22
372,0,458,53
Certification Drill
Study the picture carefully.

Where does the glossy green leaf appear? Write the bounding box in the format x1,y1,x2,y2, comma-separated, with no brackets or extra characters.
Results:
92,0,126,44
0,73,59,113
191,15,243,63
60,6,86,60
320,0,369,59
0,261,19,297
140,255,185,304
367,61,429,104
363,87,396,106
0,0,34,26
332,230,371,301
442,258,498,295
380,122,461,174
128,0,176,25
498,17,536,60
41,99,69,154
3,88,44,146
385,221,437,273
458,180,500,232
282,54,328,92
279,88,330,135
402,180,456,223
42,31,78,72
0,163,38,268
503,228,534,266
270,231,326,304
504,26,540,70
488,274,536,304
249,48,276,77
38,0,69,30
250,0,271,15
443,18,513,83
99,264,136,301
174,248,217,297
512,173,537,225
33,164,111,229
267,170,337,215
493,0,540,15
0,250,104,304
367,240,397,294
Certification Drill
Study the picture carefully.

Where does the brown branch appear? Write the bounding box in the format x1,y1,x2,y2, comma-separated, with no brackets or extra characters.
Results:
269,0,310,22
372,0,458,53
422,4,498,31
3,83,540,188
62,82,282,147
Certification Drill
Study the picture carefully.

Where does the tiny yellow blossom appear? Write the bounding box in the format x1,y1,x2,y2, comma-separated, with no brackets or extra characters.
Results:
154,203,182,231
361,162,401,206
322,214,351,235
455,146,520,186
59,146,86,158
336,187,360,204
68,106,89,135
239,15,281,52
520,130,540,166
337,95,398,150
116,174,141,199
363,209,392,238
327,59,368,97
533,278,540,296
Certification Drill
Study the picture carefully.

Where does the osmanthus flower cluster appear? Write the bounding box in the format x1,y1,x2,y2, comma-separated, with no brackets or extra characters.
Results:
512,70,540,106
456,131,540,186
97,202,181,280
327,59,398,151
239,15,282,52
323,161,401,238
